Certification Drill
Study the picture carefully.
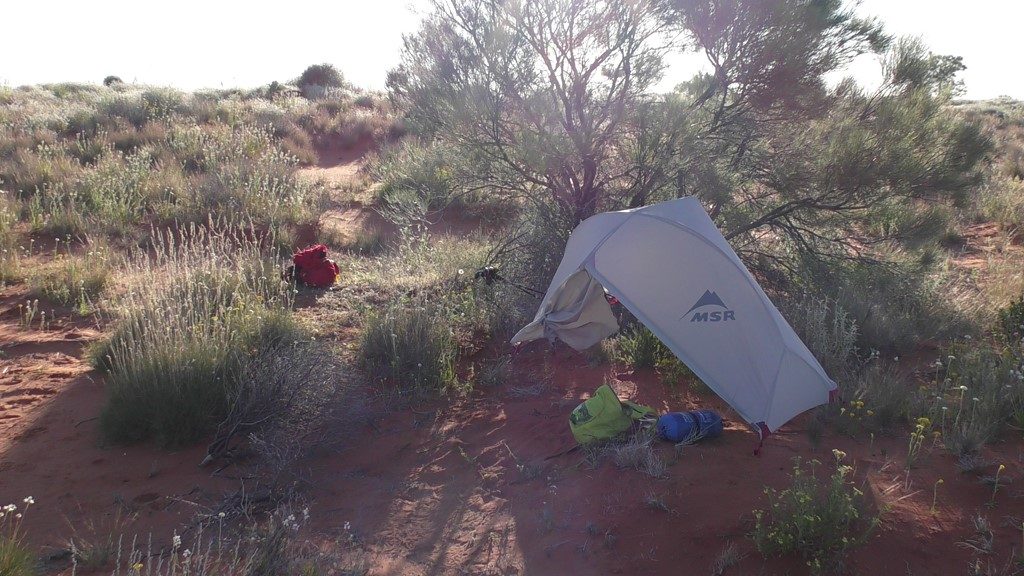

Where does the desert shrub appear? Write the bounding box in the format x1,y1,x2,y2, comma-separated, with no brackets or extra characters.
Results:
102,75,123,87
98,224,299,447
972,176,1024,231
373,139,509,221
0,194,20,284
360,303,458,394
615,323,668,370
832,362,922,435
799,257,971,354
336,230,387,256
99,93,149,128
474,355,511,388
996,293,1024,347
753,455,877,575
656,355,704,392
176,124,321,226
75,149,153,229
28,243,110,312
931,343,1024,455
1,142,81,196
340,232,516,354
204,339,346,473
298,64,346,89
3,91,323,235
781,295,859,379
23,186,88,237
0,498,35,576
64,502,321,576
354,94,376,109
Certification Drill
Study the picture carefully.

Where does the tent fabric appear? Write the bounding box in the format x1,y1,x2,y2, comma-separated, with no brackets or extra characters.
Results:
511,197,837,434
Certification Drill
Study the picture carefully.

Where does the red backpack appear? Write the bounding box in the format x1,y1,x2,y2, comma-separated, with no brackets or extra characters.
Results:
291,244,339,288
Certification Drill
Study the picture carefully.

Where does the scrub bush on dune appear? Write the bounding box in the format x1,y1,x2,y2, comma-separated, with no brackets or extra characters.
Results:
96,223,302,447
753,454,877,575
615,323,669,370
0,85,331,236
360,303,458,394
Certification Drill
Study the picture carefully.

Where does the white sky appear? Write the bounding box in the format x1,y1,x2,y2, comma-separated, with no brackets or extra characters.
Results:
3,0,1020,100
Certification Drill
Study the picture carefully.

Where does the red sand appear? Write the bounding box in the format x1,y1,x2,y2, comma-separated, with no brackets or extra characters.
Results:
5,275,1024,575
299,343,1024,575
3,146,1024,575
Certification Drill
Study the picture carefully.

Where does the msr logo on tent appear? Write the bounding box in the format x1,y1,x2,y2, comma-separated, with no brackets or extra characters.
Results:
683,290,736,323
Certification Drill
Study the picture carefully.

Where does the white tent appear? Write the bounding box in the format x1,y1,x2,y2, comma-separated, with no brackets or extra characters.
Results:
511,197,837,437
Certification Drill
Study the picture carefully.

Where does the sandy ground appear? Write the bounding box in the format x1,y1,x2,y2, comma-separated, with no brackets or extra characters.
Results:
2,142,1024,575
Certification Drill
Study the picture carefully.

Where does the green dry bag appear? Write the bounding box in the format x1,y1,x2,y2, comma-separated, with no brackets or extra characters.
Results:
569,384,654,444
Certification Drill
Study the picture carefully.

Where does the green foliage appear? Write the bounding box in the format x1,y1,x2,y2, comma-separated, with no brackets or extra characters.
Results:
0,536,34,576
834,362,918,434
615,323,668,370
929,343,1024,455
753,456,876,575
372,140,510,223
781,295,859,378
297,63,346,89
98,224,299,447
973,176,1024,231
0,195,20,285
996,293,1024,347
28,245,110,312
797,256,971,354
0,84,329,237
0,499,35,576
360,303,458,394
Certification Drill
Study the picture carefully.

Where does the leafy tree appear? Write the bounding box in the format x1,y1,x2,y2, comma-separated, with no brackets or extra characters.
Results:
297,63,346,88
390,0,669,226
391,0,989,290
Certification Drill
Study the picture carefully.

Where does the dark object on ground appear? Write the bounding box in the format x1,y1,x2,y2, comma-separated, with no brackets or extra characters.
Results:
291,244,339,288
657,410,723,444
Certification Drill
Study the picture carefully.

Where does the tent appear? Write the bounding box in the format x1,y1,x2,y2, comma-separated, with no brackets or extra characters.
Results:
511,197,837,439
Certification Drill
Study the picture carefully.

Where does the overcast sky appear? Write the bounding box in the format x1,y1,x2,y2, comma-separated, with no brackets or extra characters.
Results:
4,0,1019,100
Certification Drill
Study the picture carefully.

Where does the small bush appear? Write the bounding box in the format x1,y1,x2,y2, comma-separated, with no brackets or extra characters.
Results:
933,343,1023,455
833,362,919,434
616,323,668,369
98,224,299,447
297,64,346,91
973,176,1024,231
781,295,858,379
102,75,123,87
798,257,970,354
360,303,458,393
0,194,20,285
0,498,35,576
28,246,111,312
996,293,1024,347
753,455,876,575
